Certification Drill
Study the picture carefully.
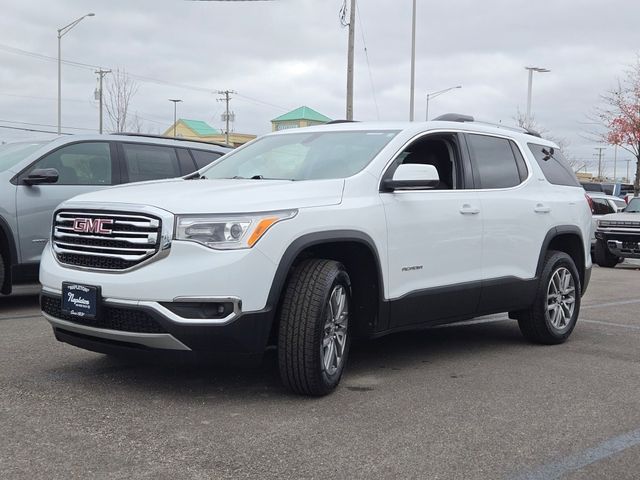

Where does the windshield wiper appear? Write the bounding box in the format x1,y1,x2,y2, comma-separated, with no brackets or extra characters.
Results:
184,172,204,180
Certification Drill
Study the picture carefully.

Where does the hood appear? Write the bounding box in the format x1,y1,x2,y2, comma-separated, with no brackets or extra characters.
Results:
599,212,640,223
60,178,345,214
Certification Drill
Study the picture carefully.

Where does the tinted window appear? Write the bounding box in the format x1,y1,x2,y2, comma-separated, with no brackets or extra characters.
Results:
468,134,521,189
191,149,223,170
591,198,615,215
28,142,112,185
529,143,580,187
176,148,196,175
122,143,181,182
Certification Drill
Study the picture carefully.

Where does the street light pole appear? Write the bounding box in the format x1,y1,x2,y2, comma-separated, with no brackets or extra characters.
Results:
409,0,416,121
57,13,95,135
425,85,462,121
169,99,182,137
524,66,550,124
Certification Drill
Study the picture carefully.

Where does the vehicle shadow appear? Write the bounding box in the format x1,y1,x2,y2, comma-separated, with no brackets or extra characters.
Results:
48,318,528,399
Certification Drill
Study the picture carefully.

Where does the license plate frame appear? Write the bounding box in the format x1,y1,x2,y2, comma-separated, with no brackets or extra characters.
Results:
61,282,101,320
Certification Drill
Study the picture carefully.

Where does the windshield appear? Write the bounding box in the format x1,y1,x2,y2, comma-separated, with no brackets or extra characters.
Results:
0,141,48,172
626,198,640,212
201,130,399,181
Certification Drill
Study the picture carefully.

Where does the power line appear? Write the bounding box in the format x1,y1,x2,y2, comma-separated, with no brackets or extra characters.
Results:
0,118,95,131
0,124,71,135
356,2,379,120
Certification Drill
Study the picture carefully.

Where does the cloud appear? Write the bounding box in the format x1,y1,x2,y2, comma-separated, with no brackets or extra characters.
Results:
0,0,637,175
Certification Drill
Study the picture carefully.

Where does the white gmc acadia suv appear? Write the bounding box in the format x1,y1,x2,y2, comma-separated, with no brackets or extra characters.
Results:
40,116,593,396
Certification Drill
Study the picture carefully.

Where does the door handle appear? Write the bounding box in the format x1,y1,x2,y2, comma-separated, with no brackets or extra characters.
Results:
459,204,480,215
534,203,551,213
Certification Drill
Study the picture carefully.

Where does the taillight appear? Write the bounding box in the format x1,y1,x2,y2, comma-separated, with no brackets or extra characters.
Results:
585,193,595,214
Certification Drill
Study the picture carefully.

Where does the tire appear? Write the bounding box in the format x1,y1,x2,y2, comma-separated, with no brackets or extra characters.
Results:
594,239,620,268
0,250,4,294
278,259,352,396
518,250,581,345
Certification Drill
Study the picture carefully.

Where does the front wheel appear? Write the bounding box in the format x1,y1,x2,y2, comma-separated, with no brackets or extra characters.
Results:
518,250,581,345
278,259,351,396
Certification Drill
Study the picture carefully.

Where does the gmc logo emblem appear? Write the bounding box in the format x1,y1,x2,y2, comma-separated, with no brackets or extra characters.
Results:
72,218,114,234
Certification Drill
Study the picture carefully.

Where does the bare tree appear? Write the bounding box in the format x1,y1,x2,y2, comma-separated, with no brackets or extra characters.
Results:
595,57,640,194
105,69,139,133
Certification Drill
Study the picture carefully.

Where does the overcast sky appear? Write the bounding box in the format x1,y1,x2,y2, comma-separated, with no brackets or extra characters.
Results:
1,0,638,177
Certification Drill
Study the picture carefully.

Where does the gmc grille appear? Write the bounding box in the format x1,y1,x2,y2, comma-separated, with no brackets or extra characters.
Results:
53,210,162,271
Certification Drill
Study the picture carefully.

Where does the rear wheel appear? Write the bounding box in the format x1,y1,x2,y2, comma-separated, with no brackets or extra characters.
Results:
594,239,619,268
278,259,351,396
0,250,5,294
518,250,581,345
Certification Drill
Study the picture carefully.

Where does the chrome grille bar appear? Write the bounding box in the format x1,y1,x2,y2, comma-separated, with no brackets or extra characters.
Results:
53,209,163,271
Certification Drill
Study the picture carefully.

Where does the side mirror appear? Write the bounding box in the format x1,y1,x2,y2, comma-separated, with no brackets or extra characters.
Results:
24,168,59,186
381,164,440,192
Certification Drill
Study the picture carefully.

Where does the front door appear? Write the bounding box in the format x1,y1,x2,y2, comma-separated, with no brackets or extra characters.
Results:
380,132,483,328
15,141,117,264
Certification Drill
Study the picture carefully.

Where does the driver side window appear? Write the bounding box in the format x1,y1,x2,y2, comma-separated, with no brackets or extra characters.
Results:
27,142,113,185
392,134,461,190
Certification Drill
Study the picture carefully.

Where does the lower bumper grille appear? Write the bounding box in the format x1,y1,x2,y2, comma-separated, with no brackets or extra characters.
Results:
41,295,167,334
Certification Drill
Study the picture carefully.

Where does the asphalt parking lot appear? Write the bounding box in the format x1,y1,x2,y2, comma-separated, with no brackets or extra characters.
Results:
1,264,639,480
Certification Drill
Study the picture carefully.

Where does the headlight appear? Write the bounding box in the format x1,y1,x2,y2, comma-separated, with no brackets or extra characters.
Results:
175,210,297,250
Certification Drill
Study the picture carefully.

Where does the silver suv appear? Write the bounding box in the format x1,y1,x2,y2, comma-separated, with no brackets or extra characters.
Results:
0,134,230,294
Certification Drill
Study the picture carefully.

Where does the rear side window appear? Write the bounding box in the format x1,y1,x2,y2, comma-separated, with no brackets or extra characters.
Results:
191,149,223,170
122,143,181,182
467,134,522,189
528,143,580,187
591,198,615,215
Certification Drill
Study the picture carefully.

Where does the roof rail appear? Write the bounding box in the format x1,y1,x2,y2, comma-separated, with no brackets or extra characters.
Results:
325,120,360,124
432,113,475,122
471,121,543,138
111,132,232,149
431,114,543,138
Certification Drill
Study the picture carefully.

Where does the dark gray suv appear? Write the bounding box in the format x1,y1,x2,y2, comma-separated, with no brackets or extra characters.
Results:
0,134,230,294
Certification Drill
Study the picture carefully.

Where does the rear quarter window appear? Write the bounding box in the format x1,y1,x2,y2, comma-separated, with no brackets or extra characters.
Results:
528,143,580,187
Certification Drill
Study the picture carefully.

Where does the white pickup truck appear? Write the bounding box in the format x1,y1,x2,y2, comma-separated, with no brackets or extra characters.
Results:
594,197,640,267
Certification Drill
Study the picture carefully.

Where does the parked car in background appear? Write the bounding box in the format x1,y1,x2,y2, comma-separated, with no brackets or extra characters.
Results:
586,192,627,247
0,134,230,294
593,197,640,267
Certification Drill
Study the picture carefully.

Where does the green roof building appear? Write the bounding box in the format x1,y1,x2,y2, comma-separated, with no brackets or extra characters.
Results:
271,106,332,131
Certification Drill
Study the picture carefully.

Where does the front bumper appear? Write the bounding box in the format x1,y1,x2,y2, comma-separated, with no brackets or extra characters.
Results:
41,291,274,359
595,230,640,259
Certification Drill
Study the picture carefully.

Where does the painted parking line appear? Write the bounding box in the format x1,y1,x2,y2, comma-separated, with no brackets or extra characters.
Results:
582,298,640,309
510,428,640,480
581,319,640,331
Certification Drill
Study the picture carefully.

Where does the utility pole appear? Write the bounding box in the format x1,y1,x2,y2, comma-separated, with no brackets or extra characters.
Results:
409,0,416,121
217,90,236,146
345,0,356,120
94,69,111,134
613,144,618,180
594,147,606,181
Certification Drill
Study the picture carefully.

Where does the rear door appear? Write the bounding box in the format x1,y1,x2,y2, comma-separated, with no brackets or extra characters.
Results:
465,134,552,313
15,141,117,264
119,143,183,183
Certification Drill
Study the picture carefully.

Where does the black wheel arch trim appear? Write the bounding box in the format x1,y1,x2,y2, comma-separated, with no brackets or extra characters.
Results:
536,225,587,294
266,230,385,311
0,215,18,294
